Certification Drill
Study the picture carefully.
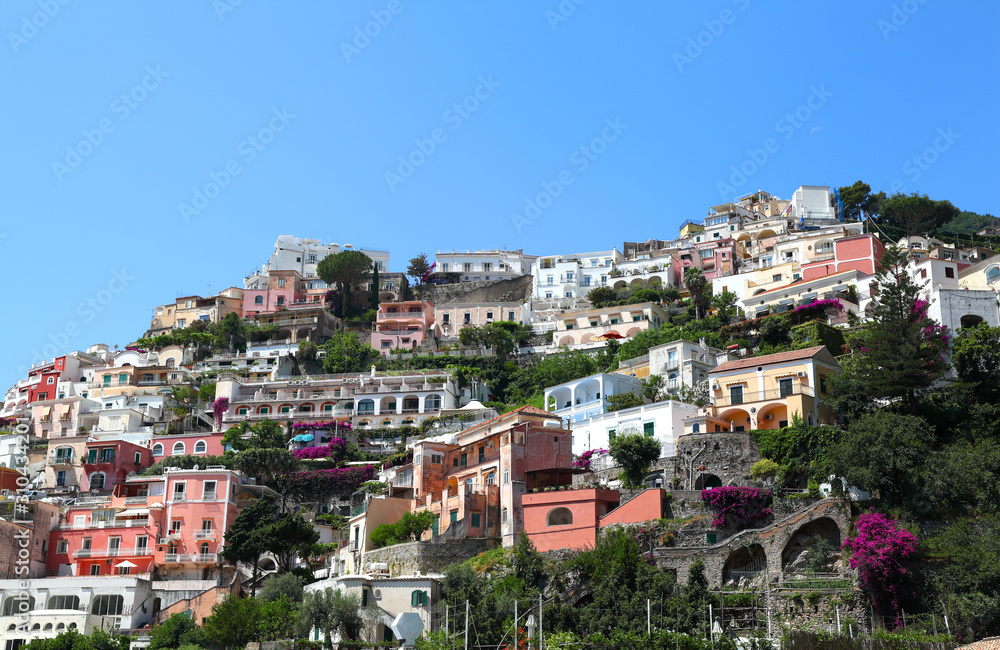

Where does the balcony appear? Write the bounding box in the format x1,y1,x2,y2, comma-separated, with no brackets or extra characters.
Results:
72,546,152,558
164,553,218,563
712,384,815,408
123,496,148,505
194,530,216,539
50,454,75,466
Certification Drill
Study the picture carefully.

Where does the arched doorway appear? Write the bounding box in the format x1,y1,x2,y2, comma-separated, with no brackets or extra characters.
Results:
781,517,843,574
960,314,984,329
695,473,722,489
723,543,767,586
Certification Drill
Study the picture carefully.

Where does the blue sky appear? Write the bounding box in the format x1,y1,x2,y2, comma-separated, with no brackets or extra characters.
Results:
1,0,997,387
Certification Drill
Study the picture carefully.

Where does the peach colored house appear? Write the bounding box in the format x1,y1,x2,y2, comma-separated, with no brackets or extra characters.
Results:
372,301,435,355
522,488,619,552
801,233,885,280
409,405,576,547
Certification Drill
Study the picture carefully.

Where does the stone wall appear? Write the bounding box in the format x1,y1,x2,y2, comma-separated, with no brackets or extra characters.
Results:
675,431,760,490
363,538,496,576
414,276,533,305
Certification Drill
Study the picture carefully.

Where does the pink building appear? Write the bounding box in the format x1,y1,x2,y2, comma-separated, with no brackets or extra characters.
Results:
679,239,746,281
371,301,435,355
243,270,304,316
801,233,885,281
81,439,152,493
48,467,269,581
151,432,227,461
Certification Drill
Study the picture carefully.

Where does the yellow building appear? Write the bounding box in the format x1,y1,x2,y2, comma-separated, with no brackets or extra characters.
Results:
691,345,839,433
958,254,1000,289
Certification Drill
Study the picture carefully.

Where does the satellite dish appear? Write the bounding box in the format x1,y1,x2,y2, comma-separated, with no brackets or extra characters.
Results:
193,464,199,470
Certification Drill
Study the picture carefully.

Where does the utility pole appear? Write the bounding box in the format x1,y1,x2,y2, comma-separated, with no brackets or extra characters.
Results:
647,598,651,636
464,600,469,650
538,592,543,650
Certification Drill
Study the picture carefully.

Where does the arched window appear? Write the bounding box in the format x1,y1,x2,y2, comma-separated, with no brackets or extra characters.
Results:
258,406,271,415
90,595,124,616
299,404,313,412
358,399,375,414
2,595,34,615
987,266,1000,283
255,295,264,304
692,423,700,433
200,543,210,557
547,507,573,526
425,394,442,410
501,507,508,523
89,472,105,490
152,443,163,457
172,442,185,455
194,441,207,454
44,623,53,631
503,468,509,484
56,623,65,630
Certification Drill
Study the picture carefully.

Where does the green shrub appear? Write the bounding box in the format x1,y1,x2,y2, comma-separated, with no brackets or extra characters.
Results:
751,458,780,481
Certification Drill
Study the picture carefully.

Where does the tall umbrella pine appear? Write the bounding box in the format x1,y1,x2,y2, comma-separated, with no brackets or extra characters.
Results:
317,251,373,319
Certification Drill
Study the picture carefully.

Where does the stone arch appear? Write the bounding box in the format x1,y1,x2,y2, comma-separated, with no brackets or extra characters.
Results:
723,543,767,586
781,516,843,573
613,280,628,290
960,314,984,329
695,473,722,489
629,278,645,289
647,275,663,288
580,333,597,344
558,335,575,347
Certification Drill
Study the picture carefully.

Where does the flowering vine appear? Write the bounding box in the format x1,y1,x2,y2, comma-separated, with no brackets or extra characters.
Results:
211,397,229,428
841,510,917,625
701,486,773,529
572,448,608,470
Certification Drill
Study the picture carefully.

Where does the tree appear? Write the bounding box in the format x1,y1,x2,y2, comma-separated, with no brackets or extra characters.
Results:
258,596,301,641
149,612,206,650
407,253,432,284
838,181,885,222
828,411,933,509
951,322,1000,400
297,340,321,374
299,587,363,647
711,289,740,325
221,494,277,596
232,448,300,496
317,251,373,317
641,375,665,402
684,268,709,320
204,595,262,650
260,571,305,602
840,246,949,408
222,419,286,452
587,286,617,308
877,192,960,237
370,263,380,312
605,392,644,412
512,531,544,588
268,512,320,572
370,510,437,547
609,433,662,488
322,332,382,374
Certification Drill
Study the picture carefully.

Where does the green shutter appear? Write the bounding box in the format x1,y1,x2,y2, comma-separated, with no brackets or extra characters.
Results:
643,422,654,437
608,428,616,441
362,589,368,606
471,513,481,528
460,453,467,467
450,510,458,523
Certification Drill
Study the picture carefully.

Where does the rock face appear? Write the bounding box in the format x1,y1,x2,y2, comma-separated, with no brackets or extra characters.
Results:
675,432,760,490
415,276,533,305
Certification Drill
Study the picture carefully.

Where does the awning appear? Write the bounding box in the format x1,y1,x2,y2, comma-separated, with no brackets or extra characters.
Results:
40,406,52,416
56,403,70,415
293,434,315,442
116,508,149,518
599,331,624,339
778,299,795,305
800,293,818,301
114,560,137,568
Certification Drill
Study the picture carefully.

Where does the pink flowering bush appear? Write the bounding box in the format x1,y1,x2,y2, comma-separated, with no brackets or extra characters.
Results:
285,464,377,500
701,486,773,529
842,511,917,624
792,298,844,315
573,448,608,470
211,397,229,428
292,437,350,460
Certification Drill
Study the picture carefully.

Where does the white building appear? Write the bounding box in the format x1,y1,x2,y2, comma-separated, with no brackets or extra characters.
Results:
569,399,698,459
530,250,623,300
789,185,839,228
648,339,729,394
0,576,154,642
247,236,390,290
435,249,535,282
543,373,644,424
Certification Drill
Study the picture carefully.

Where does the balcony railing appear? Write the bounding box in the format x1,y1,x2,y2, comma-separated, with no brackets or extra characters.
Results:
73,546,153,558
123,496,148,505
712,384,815,408
163,553,218,563
194,530,216,539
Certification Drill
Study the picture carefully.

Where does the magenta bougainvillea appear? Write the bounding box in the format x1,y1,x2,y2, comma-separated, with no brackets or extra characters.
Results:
211,398,229,428
792,298,844,315
842,511,918,624
285,464,377,499
292,437,351,460
573,448,608,470
701,487,773,529
292,421,352,431
0,417,18,429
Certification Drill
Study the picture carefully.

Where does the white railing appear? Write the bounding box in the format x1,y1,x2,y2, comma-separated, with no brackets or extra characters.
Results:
124,496,148,505
73,546,152,558
163,553,218,563
194,530,216,539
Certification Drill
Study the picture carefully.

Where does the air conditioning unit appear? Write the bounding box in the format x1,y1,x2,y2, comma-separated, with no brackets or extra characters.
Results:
712,382,720,390
764,414,773,421
796,371,807,378
158,538,168,545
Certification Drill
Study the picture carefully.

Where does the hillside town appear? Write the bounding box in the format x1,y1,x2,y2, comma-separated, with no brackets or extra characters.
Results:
2,184,1000,649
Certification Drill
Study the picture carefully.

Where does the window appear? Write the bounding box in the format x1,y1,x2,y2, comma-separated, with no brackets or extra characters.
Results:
449,510,458,523
276,296,285,306
729,385,743,405
772,274,782,282
547,507,573,526
483,263,492,272
778,378,793,398
471,512,481,528
173,482,186,502
508,311,515,321
945,266,955,279
134,452,141,465
172,442,185,455
460,453,467,467
90,595,124,616
608,427,616,441
410,590,429,607
171,519,182,533
643,422,655,437
118,373,128,383
47,595,79,610
430,454,442,464
90,565,101,575
254,296,263,305
582,276,591,286
463,263,472,272
89,473,105,490
442,313,450,324
486,311,494,321
278,278,286,288
501,507,508,523
203,481,217,500
56,540,68,554
820,376,828,394
920,269,927,279
463,313,471,324
194,440,207,454
503,468,509,484
152,443,163,457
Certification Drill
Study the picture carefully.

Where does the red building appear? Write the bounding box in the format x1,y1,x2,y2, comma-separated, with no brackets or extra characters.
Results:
81,439,152,492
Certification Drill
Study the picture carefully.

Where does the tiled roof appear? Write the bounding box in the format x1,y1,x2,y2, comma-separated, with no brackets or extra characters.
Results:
711,346,827,374
960,637,1000,650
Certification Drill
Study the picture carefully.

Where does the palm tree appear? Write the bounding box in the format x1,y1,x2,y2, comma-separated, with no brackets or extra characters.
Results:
684,267,709,320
